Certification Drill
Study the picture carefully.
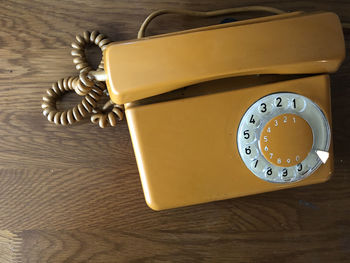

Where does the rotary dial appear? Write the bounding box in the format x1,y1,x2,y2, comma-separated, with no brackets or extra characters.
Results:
237,93,330,183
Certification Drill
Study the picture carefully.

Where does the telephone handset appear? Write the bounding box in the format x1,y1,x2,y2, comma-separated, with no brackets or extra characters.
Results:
102,11,345,210
104,12,344,104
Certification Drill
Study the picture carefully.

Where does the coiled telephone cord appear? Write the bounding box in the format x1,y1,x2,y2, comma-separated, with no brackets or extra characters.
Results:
41,30,125,128
42,76,106,125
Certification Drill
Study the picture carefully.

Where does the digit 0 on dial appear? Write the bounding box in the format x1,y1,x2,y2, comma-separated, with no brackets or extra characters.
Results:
237,93,331,183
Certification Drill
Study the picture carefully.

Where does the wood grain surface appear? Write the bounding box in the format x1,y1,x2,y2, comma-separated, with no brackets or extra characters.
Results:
0,0,349,262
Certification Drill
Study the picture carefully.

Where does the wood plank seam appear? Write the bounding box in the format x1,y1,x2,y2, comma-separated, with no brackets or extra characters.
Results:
0,230,22,263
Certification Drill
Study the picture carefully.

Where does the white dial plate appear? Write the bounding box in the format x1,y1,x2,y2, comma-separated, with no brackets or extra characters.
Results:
237,93,331,183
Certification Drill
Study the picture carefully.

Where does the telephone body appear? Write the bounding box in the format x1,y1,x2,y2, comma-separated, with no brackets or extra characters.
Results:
103,12,345,210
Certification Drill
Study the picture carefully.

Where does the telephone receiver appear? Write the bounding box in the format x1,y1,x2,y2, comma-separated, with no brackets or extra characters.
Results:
102,11,345,210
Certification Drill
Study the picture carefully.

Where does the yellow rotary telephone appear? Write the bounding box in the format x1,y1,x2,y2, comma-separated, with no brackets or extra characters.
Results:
42,7,346,210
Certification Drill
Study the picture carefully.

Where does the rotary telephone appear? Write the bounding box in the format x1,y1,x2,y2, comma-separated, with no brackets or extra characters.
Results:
42,7,346,210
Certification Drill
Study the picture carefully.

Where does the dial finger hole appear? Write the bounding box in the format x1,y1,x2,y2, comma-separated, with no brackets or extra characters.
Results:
273,95,289,110
242,144,259,160
289,95,306,112
279,167,296,181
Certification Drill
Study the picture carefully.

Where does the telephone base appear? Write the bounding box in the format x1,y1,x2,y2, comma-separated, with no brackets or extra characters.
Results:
125,74,333,210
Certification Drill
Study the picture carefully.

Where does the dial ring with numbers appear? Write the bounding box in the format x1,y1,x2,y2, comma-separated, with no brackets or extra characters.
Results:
237,92,330,183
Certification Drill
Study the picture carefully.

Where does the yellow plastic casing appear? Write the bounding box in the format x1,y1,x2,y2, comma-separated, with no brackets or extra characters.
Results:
102,11,345,210
104,12,345,104
124,75,334,210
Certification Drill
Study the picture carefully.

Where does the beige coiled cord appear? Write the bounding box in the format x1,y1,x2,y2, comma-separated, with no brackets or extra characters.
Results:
41,30,125,128
42,76,105,125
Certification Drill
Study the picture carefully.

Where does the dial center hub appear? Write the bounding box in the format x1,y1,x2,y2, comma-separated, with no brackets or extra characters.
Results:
259,113,313,167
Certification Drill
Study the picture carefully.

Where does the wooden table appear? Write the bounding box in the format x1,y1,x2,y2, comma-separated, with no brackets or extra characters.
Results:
0,1,349,262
